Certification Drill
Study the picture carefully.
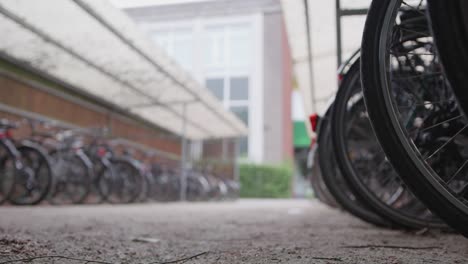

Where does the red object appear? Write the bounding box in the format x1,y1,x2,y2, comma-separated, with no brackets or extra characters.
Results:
97,147,107,157
338,74,344,84
5,129,13,139
309,113,319,132
0,129,13,139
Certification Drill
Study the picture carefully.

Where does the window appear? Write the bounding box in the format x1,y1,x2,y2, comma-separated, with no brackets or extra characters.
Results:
151,29,193,71
238,137,249,157
230,106,249,126
206,78,224,100
205,27,225,68
173,32,192,70
205,25,251,70
203,24,252,155
229,26,250,68
147,20,255,157
153,32,170,51
229,77,249,101
230,105,249,154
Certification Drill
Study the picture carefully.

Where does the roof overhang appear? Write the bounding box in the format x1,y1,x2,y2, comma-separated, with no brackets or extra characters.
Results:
0,0,248,140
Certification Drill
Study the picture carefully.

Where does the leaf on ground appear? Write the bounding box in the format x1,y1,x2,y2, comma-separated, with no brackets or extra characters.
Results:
132,237,161,244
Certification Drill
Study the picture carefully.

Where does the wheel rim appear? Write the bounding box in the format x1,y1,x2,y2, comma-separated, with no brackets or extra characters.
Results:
378,0,468,215
334,57,444,228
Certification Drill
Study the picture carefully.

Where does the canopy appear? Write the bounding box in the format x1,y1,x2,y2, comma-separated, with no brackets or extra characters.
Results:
0,0,248,140
281,0,368,135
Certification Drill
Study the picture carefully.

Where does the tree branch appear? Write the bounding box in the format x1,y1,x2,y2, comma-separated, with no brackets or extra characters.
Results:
0,255,112,264
309,257,342,262
150,252,209,264
341,245,441,250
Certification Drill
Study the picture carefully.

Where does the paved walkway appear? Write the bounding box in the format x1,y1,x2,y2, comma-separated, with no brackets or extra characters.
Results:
0,199,466,263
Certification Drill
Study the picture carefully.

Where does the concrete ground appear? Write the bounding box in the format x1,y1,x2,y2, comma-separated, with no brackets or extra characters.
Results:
0,199,466,264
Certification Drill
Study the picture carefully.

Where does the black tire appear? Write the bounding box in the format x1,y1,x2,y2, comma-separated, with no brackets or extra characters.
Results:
65,153,92,204
310,151,339,208
111,158,143,204
187,174,211,201
0,145,16,204
428,0,468,116
317,112,392,227
48,151,92,205
152,168,179,202
332,58,446,230
362,0,468,235
83,156,114,204
9,145,52,205
139,171,153,203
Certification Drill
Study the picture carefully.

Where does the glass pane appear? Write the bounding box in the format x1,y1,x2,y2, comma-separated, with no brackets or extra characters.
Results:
239,136,248,156
173,31,192,71
205,27,225,68
230,77,249,101
229,25,250,68
230,106,249,126
151,31,170,53
206,78,224,100
151,30,193,71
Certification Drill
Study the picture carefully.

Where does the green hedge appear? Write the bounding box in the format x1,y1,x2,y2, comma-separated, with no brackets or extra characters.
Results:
240,163,293,198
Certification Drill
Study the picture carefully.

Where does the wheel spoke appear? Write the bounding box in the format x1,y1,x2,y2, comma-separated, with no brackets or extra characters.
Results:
420,115,463,132
401,1,426,15
397,99,456,110
447,160,468,185
425,124,468,161
392,72,443,81
397,26,430,38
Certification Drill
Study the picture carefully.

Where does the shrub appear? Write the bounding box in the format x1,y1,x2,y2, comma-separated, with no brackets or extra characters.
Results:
239,163,293,198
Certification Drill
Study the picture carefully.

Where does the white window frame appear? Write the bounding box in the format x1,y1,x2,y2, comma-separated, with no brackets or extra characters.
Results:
140,14,264,162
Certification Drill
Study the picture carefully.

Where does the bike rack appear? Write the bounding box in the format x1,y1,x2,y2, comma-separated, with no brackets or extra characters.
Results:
0,101,82,131
0,101,179,161
0,100,240,201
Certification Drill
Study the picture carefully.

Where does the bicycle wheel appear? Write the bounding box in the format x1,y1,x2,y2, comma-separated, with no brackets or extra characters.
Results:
317,111,392,227
309,150,339,208
49,151,92,205
0,144,16,204
188,174,211,201
111,158,143,204
152,167,178,202
332,57,446,229
428,0,468,115
138,171,154,203
362,0,468,235
9,144,52,205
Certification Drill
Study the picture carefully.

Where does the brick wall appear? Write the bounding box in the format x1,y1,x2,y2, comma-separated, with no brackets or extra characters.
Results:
0,72,181,155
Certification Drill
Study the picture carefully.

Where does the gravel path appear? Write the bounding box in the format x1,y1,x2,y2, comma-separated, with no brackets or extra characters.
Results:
0,199,466,263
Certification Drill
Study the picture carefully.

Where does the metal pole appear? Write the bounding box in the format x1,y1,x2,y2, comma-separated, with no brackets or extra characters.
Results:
336,0,343,67
304,0,317,113
221,139,228,161
233,138,240,182
180,103,188,201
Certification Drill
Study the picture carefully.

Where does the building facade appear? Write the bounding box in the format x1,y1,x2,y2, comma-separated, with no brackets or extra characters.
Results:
118,0,293,164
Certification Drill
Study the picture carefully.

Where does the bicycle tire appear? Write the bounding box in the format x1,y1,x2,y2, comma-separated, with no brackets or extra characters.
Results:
111,158,143,204
362,0,468,236
317,111,392,227
10,144,52,205
310,152,339,208
0,142,16,204
332,58,447,230
428,0,468,116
